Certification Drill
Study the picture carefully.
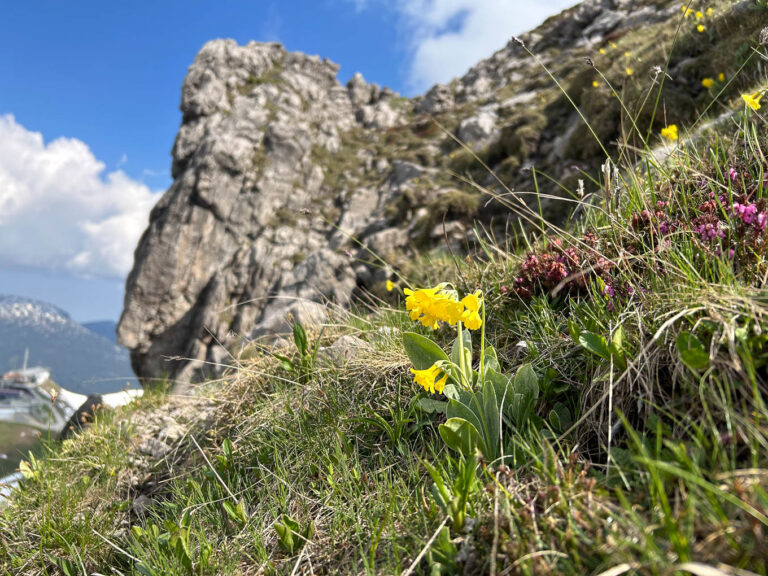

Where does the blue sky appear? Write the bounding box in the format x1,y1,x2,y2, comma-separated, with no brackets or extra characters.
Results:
0,0,574,322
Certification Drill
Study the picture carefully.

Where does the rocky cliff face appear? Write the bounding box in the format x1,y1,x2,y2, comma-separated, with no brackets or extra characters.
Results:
118,0,767,389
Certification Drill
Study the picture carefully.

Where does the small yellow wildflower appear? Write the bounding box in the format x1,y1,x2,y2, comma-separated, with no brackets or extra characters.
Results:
411,363,447,394
592,80,599,88
701,77,715,89
610,42,617,48
460,291,483,331
681,7,694,17
625,67,634,76
695,10,703,19
706,7,714,15
661,124,679,141
718,72,725,82
742,91,763,111
386,280,395,292
697,24,705,32
599,48,606,55
624,51,631,58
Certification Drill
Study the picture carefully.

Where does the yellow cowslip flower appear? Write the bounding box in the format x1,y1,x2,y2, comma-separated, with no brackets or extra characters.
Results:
706,7,713,15
697,24,706,33
681,7,694,17
592,80,599,88
742,91,763,111
404,287,443,329
625,67,634,76
404,285,464,329
434,298,464,326
386,280,395,292
411,363,447,394
460,291,483,331
718,72,725,82
701,77,715,88
599,48,606,55
695,10,703,19
661,124,678,141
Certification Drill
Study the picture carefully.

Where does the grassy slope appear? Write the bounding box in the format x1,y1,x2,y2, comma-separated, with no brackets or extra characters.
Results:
3,3,768,575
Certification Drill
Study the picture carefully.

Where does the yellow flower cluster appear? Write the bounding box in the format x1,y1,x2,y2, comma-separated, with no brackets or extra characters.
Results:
682,6,714,18
411,363,447,394
661,124,678,141
404,286,483,330
742,91,763,111
702,73,726,89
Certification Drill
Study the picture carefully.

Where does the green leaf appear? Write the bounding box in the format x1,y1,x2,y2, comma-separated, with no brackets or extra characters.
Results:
486,368,511,408
568,320,581,345
281,514,301,534
275,522,295,554
222,438,233,462
508,364,539,427
446,392,484,438
273,353,295,372
482,345,501,373
442,383,460,400
451,330,472,366
439,417,481,459
293,322,308,356
611,325,625,353
481,378,501,460
402,332,450,370
578,331,611,360
548,402,572,433
451,330,473,385
416,397,448,414
676,332,710,371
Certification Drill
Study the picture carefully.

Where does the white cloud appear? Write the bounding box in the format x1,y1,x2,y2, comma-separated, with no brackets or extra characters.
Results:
0,115,161,279
349,0,577,93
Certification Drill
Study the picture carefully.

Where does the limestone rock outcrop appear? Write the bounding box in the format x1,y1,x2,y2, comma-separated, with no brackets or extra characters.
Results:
119,0,767,389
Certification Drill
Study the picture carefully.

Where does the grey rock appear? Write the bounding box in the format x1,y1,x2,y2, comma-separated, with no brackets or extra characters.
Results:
457,106,499,146
132,495,153,517
415,84,454,115
317,335,371,366
138,437,171,459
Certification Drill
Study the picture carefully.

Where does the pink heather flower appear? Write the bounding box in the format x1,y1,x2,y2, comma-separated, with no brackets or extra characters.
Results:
500,285,508,294
728,168,738,182
696,222,725,242
733,203,758,225
757,212,767,232
659,221,670,235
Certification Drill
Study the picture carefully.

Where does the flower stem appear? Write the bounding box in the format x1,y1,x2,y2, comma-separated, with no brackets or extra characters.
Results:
479,297,486,385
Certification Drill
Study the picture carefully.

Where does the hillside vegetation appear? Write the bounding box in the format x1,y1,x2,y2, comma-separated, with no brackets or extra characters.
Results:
3,2,768,575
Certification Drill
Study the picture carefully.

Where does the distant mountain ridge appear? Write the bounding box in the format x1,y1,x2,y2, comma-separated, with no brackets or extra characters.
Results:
0,295,136,394
82,320,118,343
